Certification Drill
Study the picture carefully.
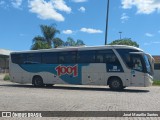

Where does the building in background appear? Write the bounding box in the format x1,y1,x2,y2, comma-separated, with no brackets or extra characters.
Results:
0,49,11,73
153,56,160,80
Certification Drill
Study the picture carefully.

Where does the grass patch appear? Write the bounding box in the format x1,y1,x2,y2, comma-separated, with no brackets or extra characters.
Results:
153,80,160,86
3,74,10,81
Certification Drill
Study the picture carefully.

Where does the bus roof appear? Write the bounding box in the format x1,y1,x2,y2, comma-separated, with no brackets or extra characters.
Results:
10,45,143,54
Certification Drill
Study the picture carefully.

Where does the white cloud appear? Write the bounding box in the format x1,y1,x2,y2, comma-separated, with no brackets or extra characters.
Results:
122,0,160,14
72,0,87,3
62,30,73,34
121,13,129,23
52,0,71,13
11,0,23,9
28,0,71,21
80,28,103,34
0,1,5,5
78,6,86,12
122,0,133,9
145,33,154,37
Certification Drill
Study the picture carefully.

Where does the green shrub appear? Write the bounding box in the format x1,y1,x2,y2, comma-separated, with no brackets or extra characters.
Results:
3,74,10,81
153,80,160,86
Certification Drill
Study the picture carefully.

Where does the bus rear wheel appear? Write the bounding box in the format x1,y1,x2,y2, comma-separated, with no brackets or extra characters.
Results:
33,76,44,87
109,77,123,90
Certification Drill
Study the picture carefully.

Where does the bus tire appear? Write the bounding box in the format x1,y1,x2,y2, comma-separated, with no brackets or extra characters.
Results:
33,76,44,87
108,77,123,90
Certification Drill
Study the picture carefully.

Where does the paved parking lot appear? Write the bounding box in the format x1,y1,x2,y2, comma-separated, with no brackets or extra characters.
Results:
0,78,160,120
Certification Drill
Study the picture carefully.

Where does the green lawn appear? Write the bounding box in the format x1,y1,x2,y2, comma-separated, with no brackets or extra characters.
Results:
153,80,160,86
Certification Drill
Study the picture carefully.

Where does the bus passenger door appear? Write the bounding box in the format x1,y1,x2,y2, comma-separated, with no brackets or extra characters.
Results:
130,70,145,86
130,54,145,86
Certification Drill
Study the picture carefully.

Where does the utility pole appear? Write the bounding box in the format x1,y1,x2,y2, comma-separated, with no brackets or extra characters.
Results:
105,0,110,45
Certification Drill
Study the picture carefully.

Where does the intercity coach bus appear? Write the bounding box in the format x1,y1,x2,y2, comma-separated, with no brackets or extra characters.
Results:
9,45,154,90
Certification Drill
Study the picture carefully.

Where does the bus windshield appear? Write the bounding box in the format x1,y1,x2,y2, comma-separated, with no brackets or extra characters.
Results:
143,54,152,75
130,53,153,75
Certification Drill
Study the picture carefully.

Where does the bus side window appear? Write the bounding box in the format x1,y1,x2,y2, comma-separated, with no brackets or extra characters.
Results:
24,53,41,64
41,52,58,64
96,49,123,71
58,51,76,64
77,51,96,63
11,54,24,64
96,49,113,63
116,49,139,69
96,55,103,63
59,56,65,63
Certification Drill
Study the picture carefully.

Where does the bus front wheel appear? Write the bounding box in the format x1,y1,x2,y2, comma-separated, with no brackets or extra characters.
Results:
33,76,44,87
109,77,123,90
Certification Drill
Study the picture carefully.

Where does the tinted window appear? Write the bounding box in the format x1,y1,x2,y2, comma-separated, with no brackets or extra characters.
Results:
42,52,58,64
117,49,139,68
24,53,41,64
77,50,96,63
11,54,24,64
59,51,76,64
154,63,160,70
96,49,123,72
11,53,41,64
96,49,119,63
143,55,152,74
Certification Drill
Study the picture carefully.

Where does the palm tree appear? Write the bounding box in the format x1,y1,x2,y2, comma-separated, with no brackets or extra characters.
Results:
31,24,60,50
64,37,85,47
31,40,51,50
53,38,64,48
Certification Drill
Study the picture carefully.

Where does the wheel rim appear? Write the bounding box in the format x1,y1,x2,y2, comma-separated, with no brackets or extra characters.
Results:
112,80,120,88
34,77,42,86
35,80,41,86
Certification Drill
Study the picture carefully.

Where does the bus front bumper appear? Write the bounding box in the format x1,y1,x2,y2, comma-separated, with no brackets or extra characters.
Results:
145,74,153,87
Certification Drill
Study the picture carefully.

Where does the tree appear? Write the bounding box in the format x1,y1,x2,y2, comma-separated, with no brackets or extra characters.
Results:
65,37,76,46
76,39,85,46
109,38,139,47
31,25,85,50
31,41,51,50
53,38,64,48
31,36,51,50
64,37,85,46
31,24,61,50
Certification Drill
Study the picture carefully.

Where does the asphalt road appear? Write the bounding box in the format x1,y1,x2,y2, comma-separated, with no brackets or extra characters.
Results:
0,79,160,120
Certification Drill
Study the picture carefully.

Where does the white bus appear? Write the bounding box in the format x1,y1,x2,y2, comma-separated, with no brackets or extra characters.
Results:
9,45,154,90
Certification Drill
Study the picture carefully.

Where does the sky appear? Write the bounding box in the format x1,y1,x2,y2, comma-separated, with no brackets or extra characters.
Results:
0,0,160,55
